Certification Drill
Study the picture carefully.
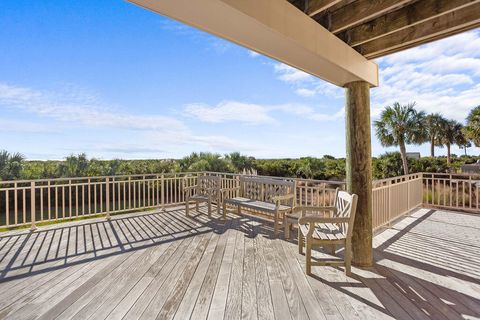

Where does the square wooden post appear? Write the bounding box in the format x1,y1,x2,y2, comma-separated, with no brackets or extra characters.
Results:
345,80,373,267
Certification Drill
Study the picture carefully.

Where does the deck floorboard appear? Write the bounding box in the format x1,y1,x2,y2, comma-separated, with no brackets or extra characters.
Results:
0,206,478,319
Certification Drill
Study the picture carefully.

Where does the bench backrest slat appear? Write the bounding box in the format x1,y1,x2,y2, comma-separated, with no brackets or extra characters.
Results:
239,176,295,204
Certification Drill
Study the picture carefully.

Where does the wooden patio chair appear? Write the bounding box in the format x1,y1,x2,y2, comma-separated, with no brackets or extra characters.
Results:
298,190,358,276
284,188,340,239
184,175,221,217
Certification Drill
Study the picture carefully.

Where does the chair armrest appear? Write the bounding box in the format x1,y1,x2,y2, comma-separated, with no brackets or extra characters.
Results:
272,193,295,202
293,205,336,212
184,185,197,192
298,215,349,225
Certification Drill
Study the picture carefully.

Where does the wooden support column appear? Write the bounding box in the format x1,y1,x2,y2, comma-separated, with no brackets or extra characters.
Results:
345,81,373,267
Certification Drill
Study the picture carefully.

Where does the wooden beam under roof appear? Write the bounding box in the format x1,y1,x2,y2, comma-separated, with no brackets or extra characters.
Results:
127,0,378,87
357,2,480,59
342,0,480,47
316,0,414,33
306,0,343,16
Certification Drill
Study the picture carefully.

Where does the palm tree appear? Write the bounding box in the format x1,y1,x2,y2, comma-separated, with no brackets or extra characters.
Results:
463,105,480,147
0,150,25,180
374,102,426,175
440,120,464,165
424,113,447,157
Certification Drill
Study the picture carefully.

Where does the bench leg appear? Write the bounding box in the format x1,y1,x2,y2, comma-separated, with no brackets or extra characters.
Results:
274,213,279,237
185,197,189,216
196,202,199,211
331,244,336,256
306,240,312,275
208,200,212,218
237,205,241,215
222,202,227,220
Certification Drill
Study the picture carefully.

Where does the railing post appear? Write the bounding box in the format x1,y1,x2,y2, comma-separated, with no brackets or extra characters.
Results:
30,181,37,231
161,174,165,211
105,177,111,220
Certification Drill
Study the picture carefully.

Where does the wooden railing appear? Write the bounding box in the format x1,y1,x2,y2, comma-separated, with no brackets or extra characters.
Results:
372,173,423,230
0,172,343,230
0,171,476,231
422,172,480,213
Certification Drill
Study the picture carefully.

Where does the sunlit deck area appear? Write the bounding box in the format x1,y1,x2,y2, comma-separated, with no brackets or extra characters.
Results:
0,206,478,320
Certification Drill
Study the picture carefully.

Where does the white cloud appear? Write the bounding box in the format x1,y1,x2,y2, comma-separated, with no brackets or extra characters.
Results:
183,100,343,124
372,30,480,122
274,63,313,83
184,101,276,125
248,50,260,58
295,88,316,97
0,83,188,134
0,83,262,156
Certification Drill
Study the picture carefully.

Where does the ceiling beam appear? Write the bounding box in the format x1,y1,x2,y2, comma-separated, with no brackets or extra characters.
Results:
357,3,480,59
127,0,378,87
320,0,413,33
307,0,343,17
343,0,480,47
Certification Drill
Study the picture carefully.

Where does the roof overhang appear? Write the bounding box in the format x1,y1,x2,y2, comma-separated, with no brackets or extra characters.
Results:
127,0,379,87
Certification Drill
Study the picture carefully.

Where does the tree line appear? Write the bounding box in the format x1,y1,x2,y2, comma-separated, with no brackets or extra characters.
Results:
375,103,479,175
1,149,479,182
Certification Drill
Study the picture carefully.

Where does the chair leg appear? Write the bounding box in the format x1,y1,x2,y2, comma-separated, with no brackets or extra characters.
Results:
298,231,304,255
237,205,241,215
331,244,336,256
208,201,212,218
196,202,199,211
345,241,352,276
185,197,189,216
306,240,312,275
222,202,227,219
284,218,290,239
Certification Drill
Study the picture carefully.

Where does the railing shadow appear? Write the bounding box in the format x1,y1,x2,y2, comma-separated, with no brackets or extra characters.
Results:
0,205,229,283
304,208,480,319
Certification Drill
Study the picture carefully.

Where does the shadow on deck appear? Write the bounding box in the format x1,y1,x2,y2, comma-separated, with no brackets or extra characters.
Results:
0,205,478,319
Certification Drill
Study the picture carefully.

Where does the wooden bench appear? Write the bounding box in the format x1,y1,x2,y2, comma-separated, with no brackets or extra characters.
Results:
184,175,221,217
222,176,295,235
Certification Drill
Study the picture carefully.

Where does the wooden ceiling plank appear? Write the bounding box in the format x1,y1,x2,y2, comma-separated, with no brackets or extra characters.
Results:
307,0,343,16
358,3,480,59
344,0,480,47
324,0,414,33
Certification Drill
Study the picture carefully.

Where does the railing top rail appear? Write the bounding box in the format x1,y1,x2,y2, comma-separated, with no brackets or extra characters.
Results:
422,172,480,178
0,171,212,185
203,171,346,185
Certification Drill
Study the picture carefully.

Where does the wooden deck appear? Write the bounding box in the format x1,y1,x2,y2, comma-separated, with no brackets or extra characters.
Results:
0,206,478,319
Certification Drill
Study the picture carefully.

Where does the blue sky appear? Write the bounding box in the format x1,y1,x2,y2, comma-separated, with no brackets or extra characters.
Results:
1,0,480,160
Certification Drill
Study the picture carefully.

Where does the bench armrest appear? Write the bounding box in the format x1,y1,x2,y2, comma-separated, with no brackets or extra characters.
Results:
298,215,349,225
220,186,240,193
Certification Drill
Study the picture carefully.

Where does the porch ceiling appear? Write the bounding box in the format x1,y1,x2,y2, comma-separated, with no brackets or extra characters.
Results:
289,0,480,59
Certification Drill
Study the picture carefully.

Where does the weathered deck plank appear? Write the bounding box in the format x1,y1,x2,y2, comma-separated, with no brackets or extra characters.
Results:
0,207,477,320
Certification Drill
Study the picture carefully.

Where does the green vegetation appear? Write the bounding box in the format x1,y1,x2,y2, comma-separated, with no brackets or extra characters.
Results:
1,150,480,183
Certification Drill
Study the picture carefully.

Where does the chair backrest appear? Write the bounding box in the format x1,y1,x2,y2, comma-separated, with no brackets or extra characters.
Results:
195,175,222,197
333,188,358,238
239,176,295,204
